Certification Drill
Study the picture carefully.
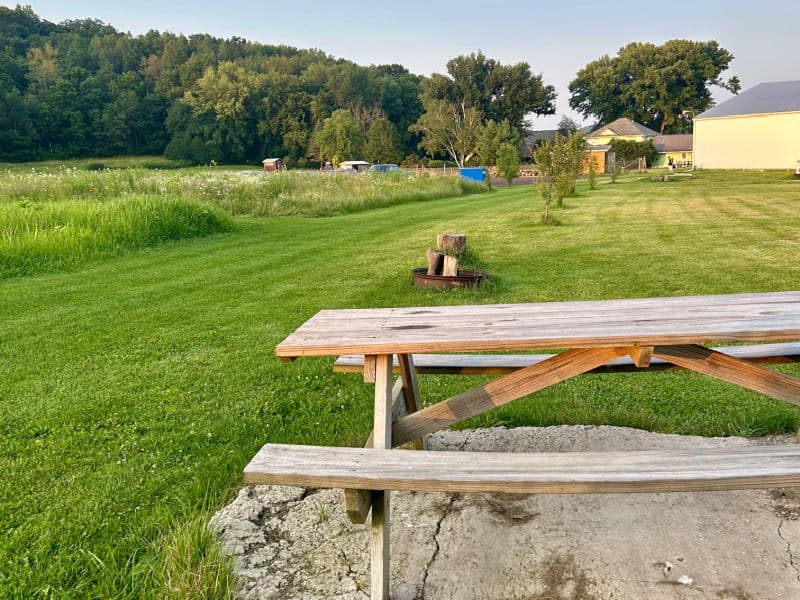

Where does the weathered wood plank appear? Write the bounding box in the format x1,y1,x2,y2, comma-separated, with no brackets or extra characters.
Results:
397,355,420,414
363,355,377,383
653,345,800,405
391,347,627,446
344,489,371,524
370,355,392,600
364,379,406,450
244,443,800,494
332,343,800,375
276,291,800,358
370,490,389,599
442,255,458,277
397,354,425,450
628,346,654,368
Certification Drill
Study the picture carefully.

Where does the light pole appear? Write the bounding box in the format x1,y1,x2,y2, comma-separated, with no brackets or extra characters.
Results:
681,111,696,170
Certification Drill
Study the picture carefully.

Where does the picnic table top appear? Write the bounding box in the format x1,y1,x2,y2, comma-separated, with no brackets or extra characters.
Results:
275,291,800,358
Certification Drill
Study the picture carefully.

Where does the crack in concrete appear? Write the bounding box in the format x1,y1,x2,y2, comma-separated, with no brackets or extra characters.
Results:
416,430,473,599
778,520,800,582
418,493,457,600
338,550,369,598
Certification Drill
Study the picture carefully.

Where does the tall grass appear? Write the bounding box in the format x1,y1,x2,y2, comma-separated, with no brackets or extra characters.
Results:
0,168,488,217
159,516,238,600
0,196,233,278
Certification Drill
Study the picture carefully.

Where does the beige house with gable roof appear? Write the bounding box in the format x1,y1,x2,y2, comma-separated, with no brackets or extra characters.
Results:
583,117,661,172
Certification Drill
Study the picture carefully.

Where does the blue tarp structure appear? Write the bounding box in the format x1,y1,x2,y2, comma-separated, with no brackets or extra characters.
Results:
459,167,486,183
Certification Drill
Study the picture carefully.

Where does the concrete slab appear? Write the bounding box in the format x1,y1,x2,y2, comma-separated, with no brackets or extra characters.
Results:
213,426,800,599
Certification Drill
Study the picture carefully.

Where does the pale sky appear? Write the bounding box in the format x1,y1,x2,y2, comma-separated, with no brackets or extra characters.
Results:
9,1,800,129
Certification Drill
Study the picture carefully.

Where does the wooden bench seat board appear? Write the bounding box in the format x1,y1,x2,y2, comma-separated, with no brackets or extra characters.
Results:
244,443,800,494
276,291,800,358
332,342,800,375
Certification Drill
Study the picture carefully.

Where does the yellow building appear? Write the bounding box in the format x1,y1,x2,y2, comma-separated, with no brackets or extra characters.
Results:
653,134,693,168
693,80,800,170
583,117,661,172
584,117,659,145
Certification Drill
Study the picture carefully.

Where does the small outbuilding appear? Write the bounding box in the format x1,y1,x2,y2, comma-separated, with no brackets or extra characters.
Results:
693,80,800,170
339,160,370,173
653,134,694,168
262,158,286,172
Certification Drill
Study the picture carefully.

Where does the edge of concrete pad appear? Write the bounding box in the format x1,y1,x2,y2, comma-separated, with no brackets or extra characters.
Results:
214,426,800,600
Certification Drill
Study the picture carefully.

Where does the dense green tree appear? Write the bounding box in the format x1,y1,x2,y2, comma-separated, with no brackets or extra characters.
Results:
569,40,740,133
426,51,556,133
413,52,554,166
312,109,364,164
364,118,402,164
556,115,581,135
0,86,38,160
476,119,520,166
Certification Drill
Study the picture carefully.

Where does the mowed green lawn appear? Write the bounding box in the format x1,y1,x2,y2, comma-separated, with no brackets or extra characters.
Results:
2,170,800,598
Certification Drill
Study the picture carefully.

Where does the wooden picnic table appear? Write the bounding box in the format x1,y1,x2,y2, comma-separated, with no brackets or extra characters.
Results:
268,290,800,599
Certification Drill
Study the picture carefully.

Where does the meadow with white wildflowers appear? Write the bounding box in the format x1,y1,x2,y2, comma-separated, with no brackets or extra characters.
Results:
0,166,487,277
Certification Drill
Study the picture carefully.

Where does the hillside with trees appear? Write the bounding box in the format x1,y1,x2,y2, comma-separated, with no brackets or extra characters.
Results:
0,5,427,164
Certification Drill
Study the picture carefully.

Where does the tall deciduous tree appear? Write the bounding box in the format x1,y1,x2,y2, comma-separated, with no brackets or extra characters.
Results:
476,119,520,166
312,109,364,163
569,40,740,134
438,52,556,132
410,98,483,168
364,118,402,164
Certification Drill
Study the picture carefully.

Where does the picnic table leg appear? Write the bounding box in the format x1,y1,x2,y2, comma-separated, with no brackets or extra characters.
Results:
398,353,426,450
371,354,393,599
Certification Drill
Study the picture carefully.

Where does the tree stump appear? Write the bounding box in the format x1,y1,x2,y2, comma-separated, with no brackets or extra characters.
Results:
436,233,466,255
426,249,444,275
442,255,459,277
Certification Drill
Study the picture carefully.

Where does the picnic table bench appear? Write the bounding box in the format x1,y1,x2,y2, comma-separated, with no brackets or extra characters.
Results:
245,291,800,599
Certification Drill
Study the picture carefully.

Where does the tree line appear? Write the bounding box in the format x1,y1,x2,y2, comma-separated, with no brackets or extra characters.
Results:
0,5,739,165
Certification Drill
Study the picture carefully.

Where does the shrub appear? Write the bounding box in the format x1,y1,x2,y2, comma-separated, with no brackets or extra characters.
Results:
140,160,193,170
608,139,658,167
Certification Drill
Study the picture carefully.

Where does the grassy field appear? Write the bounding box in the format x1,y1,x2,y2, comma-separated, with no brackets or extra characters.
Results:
0,167,487,220
1,169,800,598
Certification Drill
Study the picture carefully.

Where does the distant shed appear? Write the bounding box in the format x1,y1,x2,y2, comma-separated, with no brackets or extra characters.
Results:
653,134,694,168
693,80,800,170
262,158,286,172
339,160,370,173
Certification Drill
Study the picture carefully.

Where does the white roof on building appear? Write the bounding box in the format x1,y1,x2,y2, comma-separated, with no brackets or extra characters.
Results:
696,81,800,119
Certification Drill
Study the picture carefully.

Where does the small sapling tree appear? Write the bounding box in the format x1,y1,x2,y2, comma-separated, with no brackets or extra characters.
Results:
587,152,597,189
532,142,557,224
496,142,520,187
